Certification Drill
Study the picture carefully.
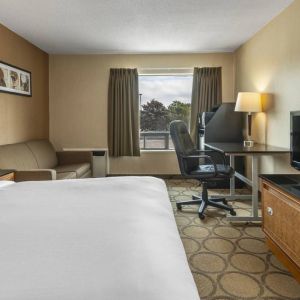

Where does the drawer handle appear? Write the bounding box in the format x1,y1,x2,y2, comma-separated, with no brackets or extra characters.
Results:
267,207,273,216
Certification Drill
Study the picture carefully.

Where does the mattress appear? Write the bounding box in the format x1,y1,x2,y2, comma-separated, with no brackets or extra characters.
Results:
0,177,200,300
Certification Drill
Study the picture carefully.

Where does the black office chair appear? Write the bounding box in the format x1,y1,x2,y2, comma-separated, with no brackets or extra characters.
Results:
170,120,236,219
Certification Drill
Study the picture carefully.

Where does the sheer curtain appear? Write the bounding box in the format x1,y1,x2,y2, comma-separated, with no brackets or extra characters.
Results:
190,67,222,143
108,68,140,157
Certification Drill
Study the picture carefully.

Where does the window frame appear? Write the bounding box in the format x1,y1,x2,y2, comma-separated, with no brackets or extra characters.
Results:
138,68,193,151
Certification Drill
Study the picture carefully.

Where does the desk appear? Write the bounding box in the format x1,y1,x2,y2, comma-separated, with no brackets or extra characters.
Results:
204,142,289,222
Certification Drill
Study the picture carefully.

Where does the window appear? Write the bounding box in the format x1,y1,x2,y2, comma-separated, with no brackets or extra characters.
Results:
139,73,193,150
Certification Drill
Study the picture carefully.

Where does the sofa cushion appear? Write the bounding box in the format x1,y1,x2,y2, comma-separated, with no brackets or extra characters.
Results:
55,163,91,178
81,170,92,178
56,172,77,180
26,140,58,169
0,143,38,170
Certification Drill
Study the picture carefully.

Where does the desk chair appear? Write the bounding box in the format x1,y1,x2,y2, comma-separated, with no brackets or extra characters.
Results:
170,120,236,219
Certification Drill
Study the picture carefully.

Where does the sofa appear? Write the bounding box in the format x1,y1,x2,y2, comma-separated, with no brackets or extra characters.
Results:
0,140,92,181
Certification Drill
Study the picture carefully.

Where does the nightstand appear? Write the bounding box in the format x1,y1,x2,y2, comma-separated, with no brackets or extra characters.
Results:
0,170,15,181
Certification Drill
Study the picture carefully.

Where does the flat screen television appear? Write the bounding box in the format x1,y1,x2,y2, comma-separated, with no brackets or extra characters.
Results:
291,111,300,170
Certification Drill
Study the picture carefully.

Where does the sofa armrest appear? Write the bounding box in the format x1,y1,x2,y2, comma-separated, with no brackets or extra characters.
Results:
56,151,92,165
15,169,56,182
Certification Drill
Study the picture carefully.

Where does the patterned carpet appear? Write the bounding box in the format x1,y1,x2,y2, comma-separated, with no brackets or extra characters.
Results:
166,179,300,300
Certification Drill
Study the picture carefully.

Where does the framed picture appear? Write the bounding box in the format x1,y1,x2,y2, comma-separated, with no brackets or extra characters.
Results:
0,61,32,97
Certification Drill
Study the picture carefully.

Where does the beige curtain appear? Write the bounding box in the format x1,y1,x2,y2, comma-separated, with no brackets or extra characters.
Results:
190,67,222,143
108,68,140,157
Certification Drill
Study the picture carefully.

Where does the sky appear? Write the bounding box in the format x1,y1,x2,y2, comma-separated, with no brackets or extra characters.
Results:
139,75,193,107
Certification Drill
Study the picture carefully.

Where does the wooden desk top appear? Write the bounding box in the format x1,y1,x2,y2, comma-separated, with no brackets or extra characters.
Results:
205,142,289,154
260,174,300,200
0,170,15,181
0,169,15,177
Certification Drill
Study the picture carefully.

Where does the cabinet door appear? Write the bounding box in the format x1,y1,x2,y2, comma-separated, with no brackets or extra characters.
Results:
262,183,300,267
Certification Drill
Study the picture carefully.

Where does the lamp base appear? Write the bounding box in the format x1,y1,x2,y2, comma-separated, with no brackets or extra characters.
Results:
244,140,254,147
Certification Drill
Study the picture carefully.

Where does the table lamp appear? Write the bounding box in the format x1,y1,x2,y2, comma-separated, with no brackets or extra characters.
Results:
235,92,262,147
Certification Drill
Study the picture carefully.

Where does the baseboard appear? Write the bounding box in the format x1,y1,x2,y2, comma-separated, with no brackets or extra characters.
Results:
107,174,183,179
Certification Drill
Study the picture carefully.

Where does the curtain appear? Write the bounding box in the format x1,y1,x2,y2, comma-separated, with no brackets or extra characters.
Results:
108,68,140,157
190,67,222,144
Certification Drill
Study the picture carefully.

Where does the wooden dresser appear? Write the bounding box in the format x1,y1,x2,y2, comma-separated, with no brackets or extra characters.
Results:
0,170,15,181
261,175,300,282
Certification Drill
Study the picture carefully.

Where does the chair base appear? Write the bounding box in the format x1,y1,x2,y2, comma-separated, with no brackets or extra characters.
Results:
176,183,236,219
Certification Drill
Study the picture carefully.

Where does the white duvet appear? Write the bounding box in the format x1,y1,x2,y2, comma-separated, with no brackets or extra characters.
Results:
0,177,199,300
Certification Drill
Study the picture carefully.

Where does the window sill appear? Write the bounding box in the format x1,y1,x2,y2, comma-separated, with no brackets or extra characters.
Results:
141,149,175,153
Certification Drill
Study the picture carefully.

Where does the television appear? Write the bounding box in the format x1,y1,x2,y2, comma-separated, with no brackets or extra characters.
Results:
291,111,300,170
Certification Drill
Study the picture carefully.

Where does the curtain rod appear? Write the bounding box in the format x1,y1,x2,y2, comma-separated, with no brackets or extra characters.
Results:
138,67,193,70
138,67,194,75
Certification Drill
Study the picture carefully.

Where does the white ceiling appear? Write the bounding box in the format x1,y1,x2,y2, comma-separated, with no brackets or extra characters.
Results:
0,0,293,54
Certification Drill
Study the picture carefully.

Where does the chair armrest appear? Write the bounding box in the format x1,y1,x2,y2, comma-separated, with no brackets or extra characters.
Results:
180,154,217,177
193,149,226,165
15,169,56,182
56,151,92,165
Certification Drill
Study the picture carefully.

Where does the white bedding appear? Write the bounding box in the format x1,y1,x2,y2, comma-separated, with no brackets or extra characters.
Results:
0,177,199,300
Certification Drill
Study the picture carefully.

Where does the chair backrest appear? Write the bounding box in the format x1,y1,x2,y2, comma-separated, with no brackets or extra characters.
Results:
170,120,199,175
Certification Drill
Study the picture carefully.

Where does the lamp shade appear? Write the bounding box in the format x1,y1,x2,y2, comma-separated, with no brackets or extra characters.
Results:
235,92,262,113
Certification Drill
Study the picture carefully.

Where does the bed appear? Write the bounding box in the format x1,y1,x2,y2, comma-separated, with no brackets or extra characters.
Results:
0,176,200,300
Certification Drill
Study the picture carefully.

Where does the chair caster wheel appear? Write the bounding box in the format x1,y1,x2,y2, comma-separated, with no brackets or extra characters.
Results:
230,210,236,216
176,203,182,210
223,200,228,205
199,214,205,220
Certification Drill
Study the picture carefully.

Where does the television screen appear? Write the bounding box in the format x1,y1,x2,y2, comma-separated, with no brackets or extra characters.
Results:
291,111,300,170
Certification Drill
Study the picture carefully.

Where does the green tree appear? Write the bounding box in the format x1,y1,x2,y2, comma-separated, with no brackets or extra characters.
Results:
168,100,191,127
140,99,169,131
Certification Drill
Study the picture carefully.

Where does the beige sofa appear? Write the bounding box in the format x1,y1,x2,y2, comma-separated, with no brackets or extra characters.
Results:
0,140,92,181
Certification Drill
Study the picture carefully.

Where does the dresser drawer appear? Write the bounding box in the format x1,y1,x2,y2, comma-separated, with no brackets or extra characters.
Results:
262,182,300,267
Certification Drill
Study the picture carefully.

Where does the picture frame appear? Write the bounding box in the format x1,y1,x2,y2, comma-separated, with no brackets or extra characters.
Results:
0,61,32,97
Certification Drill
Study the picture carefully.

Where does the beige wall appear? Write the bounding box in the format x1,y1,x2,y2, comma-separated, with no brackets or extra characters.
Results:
0,24,49,145
50,53,235,174
2,2,298,175
235,0,300,175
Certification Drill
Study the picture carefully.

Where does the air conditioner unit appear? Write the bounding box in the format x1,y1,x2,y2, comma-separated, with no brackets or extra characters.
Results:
92,151,108,177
